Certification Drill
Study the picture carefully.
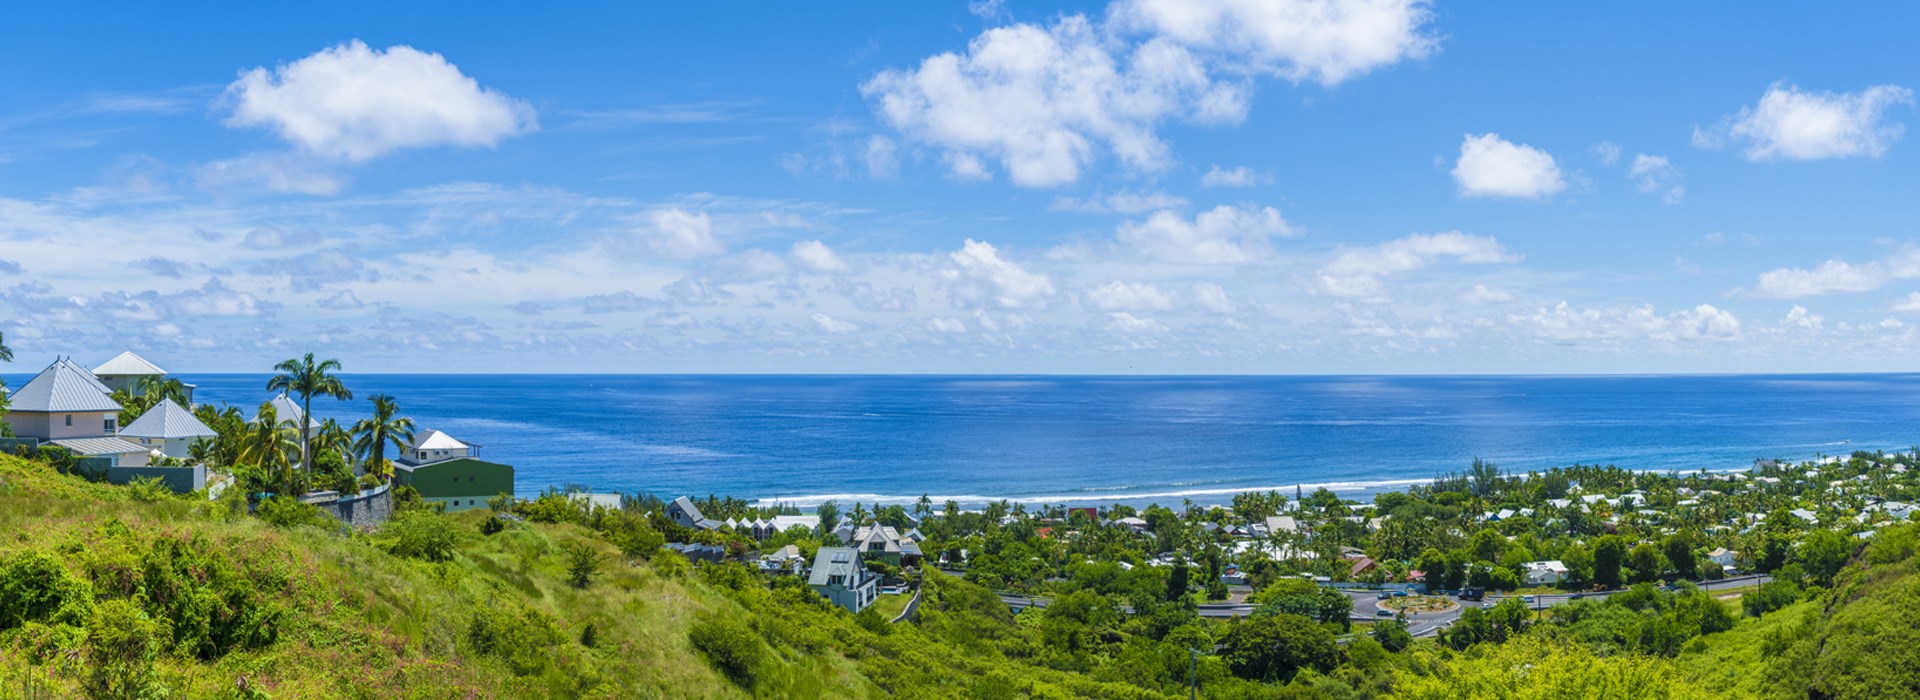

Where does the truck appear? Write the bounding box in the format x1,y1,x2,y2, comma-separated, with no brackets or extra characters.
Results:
1458,587,1486,602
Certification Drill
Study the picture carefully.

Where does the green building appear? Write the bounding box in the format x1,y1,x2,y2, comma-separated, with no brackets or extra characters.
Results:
392,429,513,512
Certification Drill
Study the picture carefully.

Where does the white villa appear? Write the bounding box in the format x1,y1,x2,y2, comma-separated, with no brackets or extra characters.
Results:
1708,547,1738,572
1523,560,1569,586
808,546,879,613
93,351,193,403
267,394,324,432
120,398,216,460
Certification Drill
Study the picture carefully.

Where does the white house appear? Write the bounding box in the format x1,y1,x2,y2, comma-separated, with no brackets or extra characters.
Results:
1522,560,1569,586
92,351,192,403
119,398,216,460
266,393,324,432
4,358,124,441
1707,548,1738,571
808,546,879,613
406,428,471,464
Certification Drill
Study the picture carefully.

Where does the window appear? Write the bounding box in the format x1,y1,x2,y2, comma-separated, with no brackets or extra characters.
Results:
104,418,116,432
64,415,72,426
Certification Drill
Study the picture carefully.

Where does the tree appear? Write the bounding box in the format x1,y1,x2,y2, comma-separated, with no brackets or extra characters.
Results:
565,542,604,588
1794,529,1851,586
239,403,302,494
1663,532,1697,580
816,500,840,535
352,394,415,482
266,353,353,490
1593,535,1627,590
0,330,11,363
1221,613,1338,683
1249,578,1352,627
1627,542,1664,584
1371,618,1412,653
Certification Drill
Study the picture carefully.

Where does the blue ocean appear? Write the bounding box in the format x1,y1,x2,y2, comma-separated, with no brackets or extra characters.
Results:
11,373,1919,507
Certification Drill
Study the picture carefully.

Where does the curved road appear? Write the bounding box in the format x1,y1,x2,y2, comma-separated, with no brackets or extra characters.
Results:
997,574,1772,638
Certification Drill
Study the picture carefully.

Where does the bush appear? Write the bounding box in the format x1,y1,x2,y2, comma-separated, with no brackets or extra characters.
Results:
383,510,462,563
256,495,329,529
126,476,173,502
0,549,94,629
688,613,764,687
480,514,507,535
1741,580,1802,618
564,542,603,589
85,598,167,700
467,599,565,676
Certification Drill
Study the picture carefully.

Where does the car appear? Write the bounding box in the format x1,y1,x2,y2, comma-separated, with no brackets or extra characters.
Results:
1481,601,1495,609
1377,592,1393,600
1568,593,1585,600
1391,590,1409,598
1377,609,1395,617
1522,595,1536,603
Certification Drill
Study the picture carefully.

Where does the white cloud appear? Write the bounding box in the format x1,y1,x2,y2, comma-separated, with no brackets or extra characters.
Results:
196,153,344,195
1750,246,1920,299
1515,302,1741,342
862,15,1246,186
1050,190,1190,214
941,239,1056,309
927,317,969,333
790,240,850,274
1451,133,1566,199
1116,205,1292,264
1695,82,1914,161
968,0,1007,19
625,208,724,260
1085,280,1178,311
1110,0,1438,86
1319,232,1519,299
1105,311,1169,333
1783,305,1824,330
224,40,536,161
1892,292,1920,314
1628,154,1684,204
1460,284,1513,304
865,135,899,177
810,312,859,333
1591,141,1621,167
1200,164,1265,187
1190,282,1235,314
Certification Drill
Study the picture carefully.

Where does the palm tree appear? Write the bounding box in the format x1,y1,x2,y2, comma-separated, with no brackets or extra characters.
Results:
0,330,11,363
352,395,414,482
265,353,352,488
240,403,301,494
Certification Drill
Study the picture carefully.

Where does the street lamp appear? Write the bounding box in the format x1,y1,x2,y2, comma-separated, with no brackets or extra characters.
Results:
1188,647,1206,700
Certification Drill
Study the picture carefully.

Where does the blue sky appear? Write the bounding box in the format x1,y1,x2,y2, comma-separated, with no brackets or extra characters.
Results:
3,1,1920,374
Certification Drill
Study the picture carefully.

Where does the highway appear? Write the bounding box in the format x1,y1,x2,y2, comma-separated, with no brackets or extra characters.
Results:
996,574,1772,638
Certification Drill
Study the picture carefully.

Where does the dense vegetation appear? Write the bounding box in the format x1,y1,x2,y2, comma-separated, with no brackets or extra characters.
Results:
0,448,1916,698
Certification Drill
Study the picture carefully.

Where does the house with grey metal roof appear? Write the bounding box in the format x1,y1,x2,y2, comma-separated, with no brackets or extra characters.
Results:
667,496,722,531
3,357,125,441
808,546,879,613
837,524,923,566
266,393,324,431
92,351,195,404
48,436,151,467
119,398,217,459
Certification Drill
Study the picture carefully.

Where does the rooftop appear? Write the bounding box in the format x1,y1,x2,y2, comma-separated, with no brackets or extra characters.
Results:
7,358,123,413
120,398,216,440
92,351,167,376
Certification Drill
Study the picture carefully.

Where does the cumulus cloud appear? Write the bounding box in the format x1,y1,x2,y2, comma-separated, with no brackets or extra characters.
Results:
1783,305,1824,330
1200,164,1266,187
1085,280,1178,312
1695,82,1914,161
224,40,536,161
941,239,1056,309
1190,282,1235,314
1110,0,1439,86
1117,205,1292,264
927,317,969,333
1892,293,1920,314
1460,284,1514,304
810,312,860,333
1104,311,1169,333
1451,133,1566,199
1514,302,1741,342
1628,154,1685,204
790,239,850,274
1319,232,1519,299
1750,246,1920,299
196,153,345,195
864,16,1245,186
621,208,724,260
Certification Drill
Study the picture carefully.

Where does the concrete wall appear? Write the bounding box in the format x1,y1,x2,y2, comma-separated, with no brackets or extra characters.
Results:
106,465,206,493
313,483,393,530
126,435,203,460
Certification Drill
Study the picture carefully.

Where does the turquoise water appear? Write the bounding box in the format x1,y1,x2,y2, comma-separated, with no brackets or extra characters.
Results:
17,373,1918,507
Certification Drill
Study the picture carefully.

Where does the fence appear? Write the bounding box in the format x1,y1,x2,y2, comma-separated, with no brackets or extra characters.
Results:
310,482,394,530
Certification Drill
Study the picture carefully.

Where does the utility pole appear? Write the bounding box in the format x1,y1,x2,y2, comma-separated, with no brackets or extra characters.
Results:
1188,647,1205,700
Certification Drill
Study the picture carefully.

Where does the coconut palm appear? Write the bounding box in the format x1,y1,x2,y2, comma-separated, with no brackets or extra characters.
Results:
352,394,414,482
240,403,302,494
0,330,11,363
265,353,352,488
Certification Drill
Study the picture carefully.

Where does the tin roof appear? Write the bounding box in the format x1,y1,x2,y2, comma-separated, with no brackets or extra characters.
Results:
7,359,123,413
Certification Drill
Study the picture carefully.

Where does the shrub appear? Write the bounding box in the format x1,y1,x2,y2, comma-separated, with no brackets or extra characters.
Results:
1741,580,1802,618
0,549,95,629
383,510,462,563
480,514,507,536
564,542,603,589
126,476,173,502
467,599,565,676
85,598,167,700
688,613,764,687
256,495,328,529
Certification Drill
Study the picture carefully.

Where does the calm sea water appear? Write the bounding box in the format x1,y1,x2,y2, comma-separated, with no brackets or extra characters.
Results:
10,373,1918,507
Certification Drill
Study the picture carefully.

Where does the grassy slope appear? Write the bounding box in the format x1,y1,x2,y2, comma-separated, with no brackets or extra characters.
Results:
0,454,877,699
